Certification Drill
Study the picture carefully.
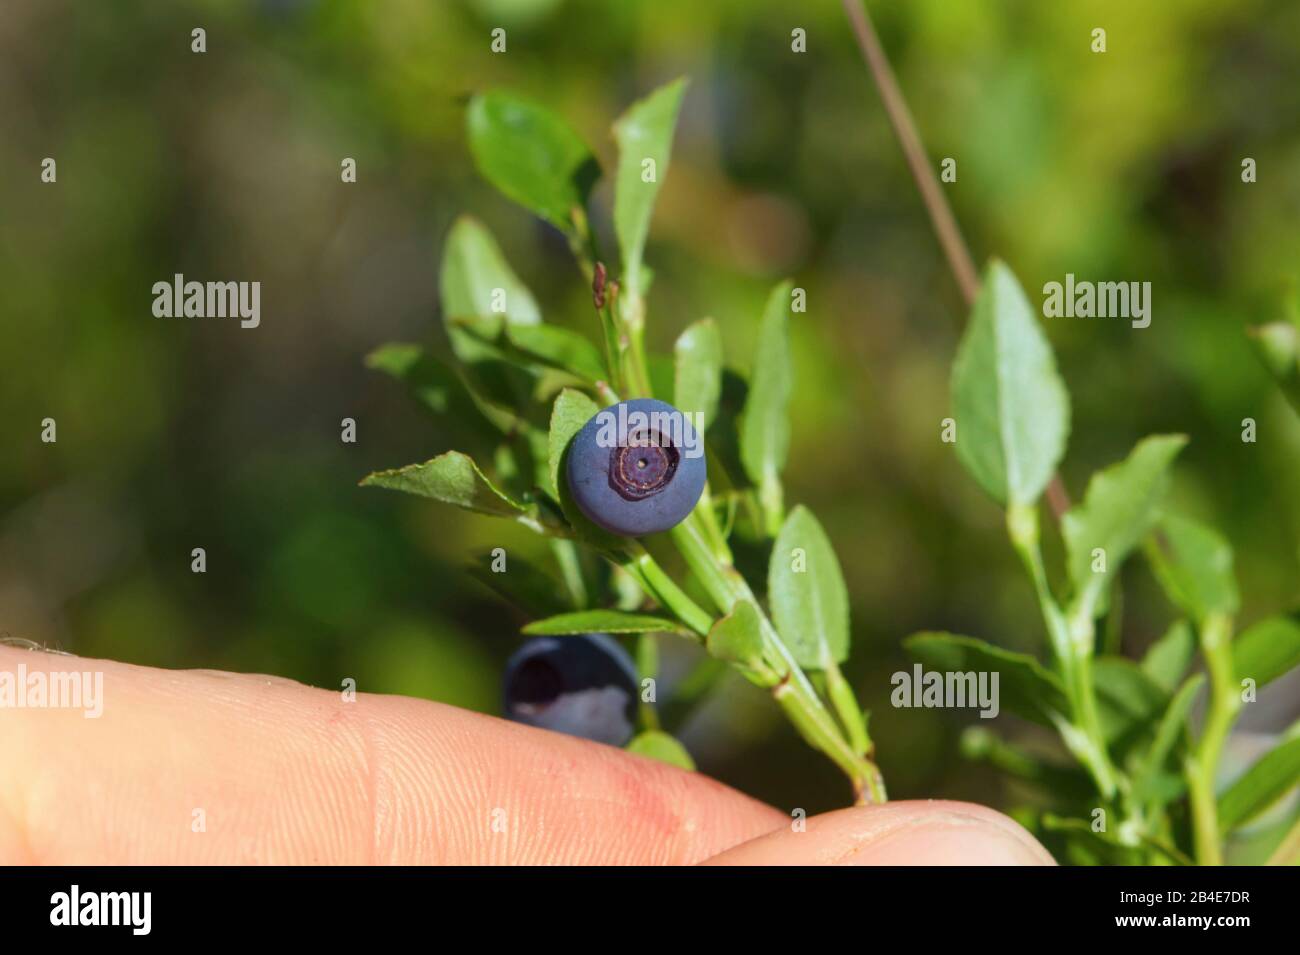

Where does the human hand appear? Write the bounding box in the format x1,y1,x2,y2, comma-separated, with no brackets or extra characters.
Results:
0,645,1053,865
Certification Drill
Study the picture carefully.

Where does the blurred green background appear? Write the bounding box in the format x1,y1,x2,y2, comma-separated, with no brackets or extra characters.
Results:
2,0,1298,821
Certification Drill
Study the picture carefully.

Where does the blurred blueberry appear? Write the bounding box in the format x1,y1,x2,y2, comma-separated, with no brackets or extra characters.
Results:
502,634,638,746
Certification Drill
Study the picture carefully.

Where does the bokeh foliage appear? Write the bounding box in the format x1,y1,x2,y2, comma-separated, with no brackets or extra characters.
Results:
2,0,1298,847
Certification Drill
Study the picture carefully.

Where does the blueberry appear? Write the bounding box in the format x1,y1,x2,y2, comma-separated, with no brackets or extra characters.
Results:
565,398,707,537
502,634,638,746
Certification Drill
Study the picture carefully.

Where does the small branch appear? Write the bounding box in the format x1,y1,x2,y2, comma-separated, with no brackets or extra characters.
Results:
840,0,978,304
841,0,1072,519
1007,503,1119,798
824,656,871,756
619,546,715,638
1187,612,1238,866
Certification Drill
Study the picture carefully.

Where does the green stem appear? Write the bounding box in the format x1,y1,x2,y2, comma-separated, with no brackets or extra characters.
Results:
671,509,886,803
567,207,599,284
824,657,871,756
611,281,653,399
635,633,661,731
757,474,785,537
1187,612,1237,866
618,546,714,638
1068,646,1120,799
621,298,654,399
550,539,588,610
1007,503,1119,799
600,239,883,803
692,484,733,563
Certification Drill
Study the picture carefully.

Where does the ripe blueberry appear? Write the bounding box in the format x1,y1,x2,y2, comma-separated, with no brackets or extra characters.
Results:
502,633,638,746
565,398,706,537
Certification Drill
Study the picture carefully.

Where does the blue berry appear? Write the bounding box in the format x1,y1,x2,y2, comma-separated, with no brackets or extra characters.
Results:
502,634,638,746
565,398,707,537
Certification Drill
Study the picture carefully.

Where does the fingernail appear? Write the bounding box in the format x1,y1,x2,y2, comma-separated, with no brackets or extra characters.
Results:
842,808,1054,866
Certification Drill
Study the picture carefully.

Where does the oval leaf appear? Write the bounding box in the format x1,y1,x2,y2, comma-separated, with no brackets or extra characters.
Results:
468,553,571,618
361,451,525,518
769,505,849,669
1146,513,1240,624
613,78,688,302
466,92,598,234
1234,613,1300,688
1092,656,1170,752
740,281,793,528
1062,434,1187,620
506,324,607,383
673,317,723,433
626,730,696,771
440,216,541,326
1140,619,1197,694
903,632,1068,726
706,599,776,685
547,389,623,549
1218,736,1300,830
1130,674,1204,807
951,260,1070,506
523,610,694,636
547,388,599,502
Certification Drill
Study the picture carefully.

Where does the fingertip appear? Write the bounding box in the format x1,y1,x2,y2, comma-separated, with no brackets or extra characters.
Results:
703,799,1056,866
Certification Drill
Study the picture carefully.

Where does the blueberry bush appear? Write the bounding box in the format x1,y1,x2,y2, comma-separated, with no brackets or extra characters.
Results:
364,79,1300,864
365,80,886,804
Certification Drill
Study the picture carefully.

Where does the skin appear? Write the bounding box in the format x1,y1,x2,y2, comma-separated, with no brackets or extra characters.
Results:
0,645,1053,865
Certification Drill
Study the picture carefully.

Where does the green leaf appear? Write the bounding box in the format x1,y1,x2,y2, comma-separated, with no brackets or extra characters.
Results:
1062,435,1187,620
466,92,598,234
1093,656,1170,751
360,451,526,518
365,343,485,423
768,505,849,669
959,727,1096,802
547,389,624,548
613,78,688,302
626,730,696,771
706,599,777,685
1247,319,1300,414
1141,619,1197,694
950,260,1070,506
1247,319,1300,377
1131,674,1204,806
1042,814,1189,866
1146,513,1239,623
740,281,794,527
439,216,541,327
903,632,1068,726
438,217,549,416
673,318,723,432
1234,613,1300,688
1219,736,1300,830
508,323,607,382
467,554,572,617
452,316,607,383
522,610,695,636
547,388,599,501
